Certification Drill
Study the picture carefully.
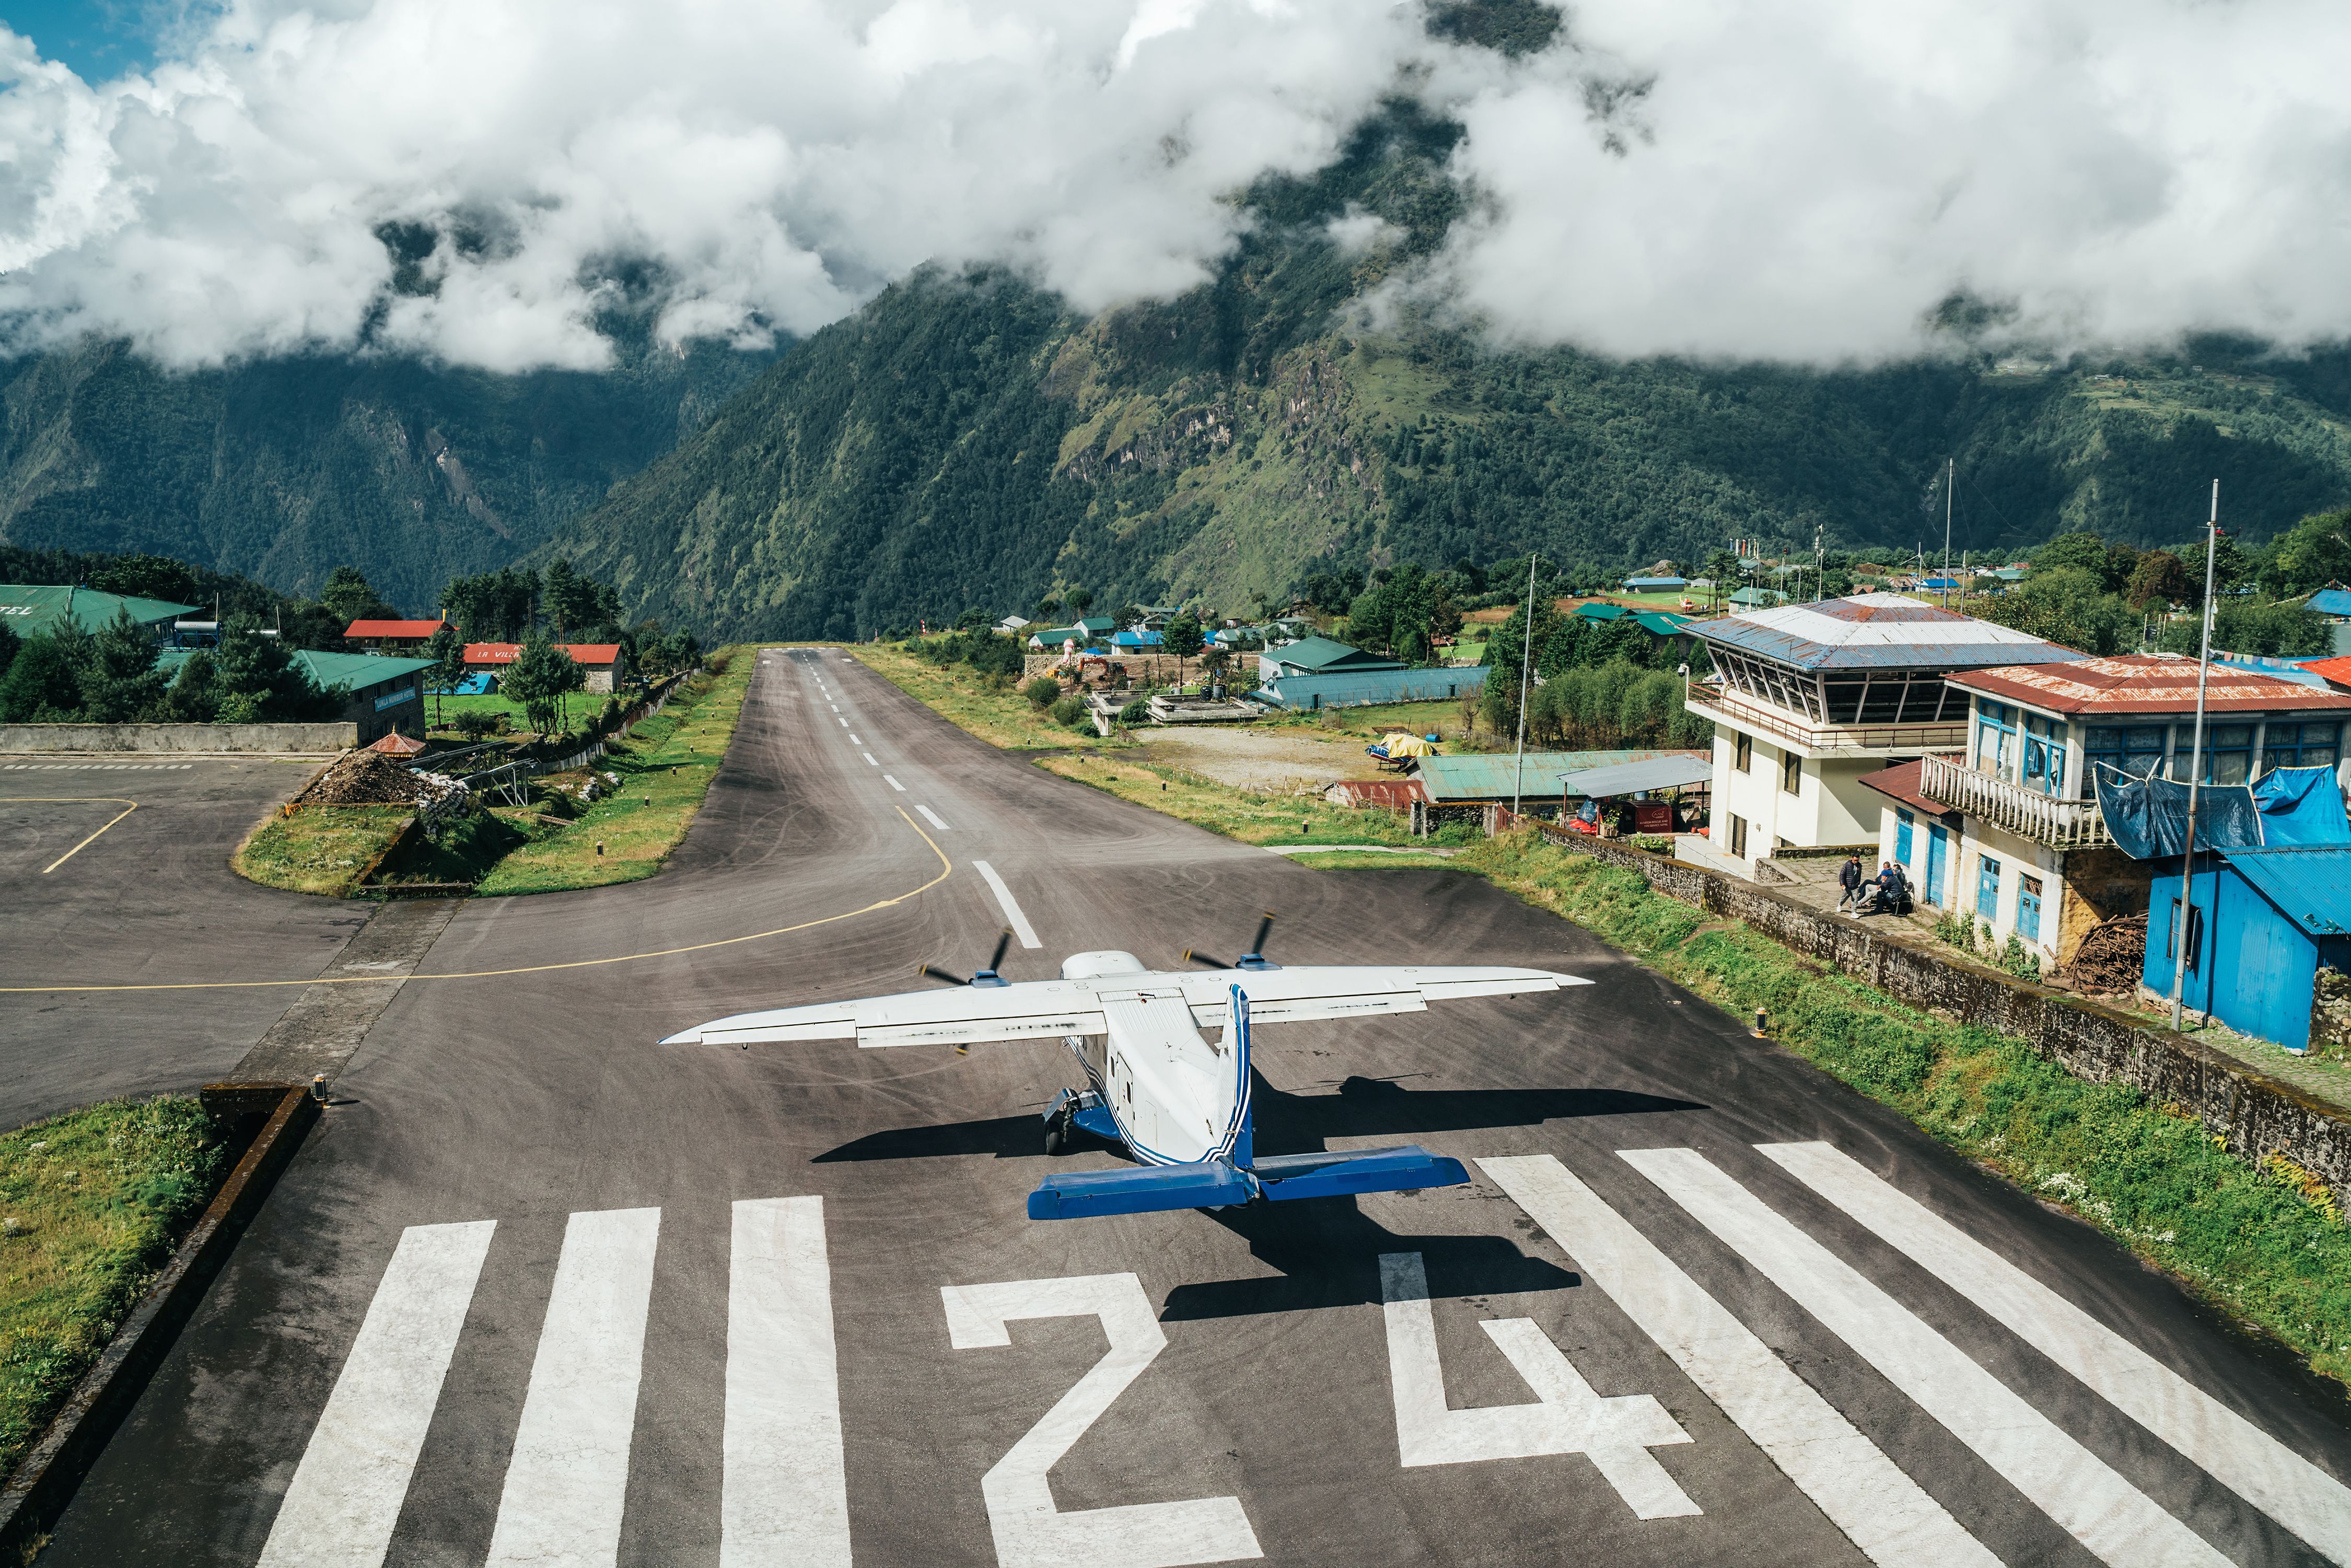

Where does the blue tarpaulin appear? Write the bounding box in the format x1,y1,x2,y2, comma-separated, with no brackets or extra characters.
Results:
2094,763,2350,858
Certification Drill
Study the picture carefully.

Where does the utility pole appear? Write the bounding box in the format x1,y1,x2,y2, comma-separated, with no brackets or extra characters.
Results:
2170,479,2221,1032
1814,523,1824,604
1511,554,1540,820
1941,457,1954,609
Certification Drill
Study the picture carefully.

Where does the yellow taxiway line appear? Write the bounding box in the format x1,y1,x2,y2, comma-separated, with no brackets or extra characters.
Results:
4,797,142,874
0,806,954,993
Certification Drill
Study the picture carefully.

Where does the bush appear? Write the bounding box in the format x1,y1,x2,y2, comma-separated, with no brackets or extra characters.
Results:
1050,696,1089,728
1024,675,1062,709
453,710,498,741
1999,931,2042,980
1117,697,1153,725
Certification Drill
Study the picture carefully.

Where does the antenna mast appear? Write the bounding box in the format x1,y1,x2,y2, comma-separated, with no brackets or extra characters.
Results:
1942,457,1954,609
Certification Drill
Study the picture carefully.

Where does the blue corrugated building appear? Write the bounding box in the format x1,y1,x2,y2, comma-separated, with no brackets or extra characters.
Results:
1259,665,1487,709
2143,846,2351,1051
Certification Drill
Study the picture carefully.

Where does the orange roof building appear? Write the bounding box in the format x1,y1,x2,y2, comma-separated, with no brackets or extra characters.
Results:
463,641,626,692
345,618,449,646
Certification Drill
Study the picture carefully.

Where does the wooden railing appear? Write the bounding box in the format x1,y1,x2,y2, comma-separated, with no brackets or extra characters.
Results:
1918,754,2111,848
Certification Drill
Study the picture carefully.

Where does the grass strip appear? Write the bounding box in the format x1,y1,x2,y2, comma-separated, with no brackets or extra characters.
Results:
232,804,413,896
1452,829,2351,1388
471,648,752,896
0,1098,228,1480
845,643,1115,750
1037,753,1442,846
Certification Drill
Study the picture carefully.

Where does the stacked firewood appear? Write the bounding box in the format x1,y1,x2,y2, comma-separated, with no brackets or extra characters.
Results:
2062,913,2147,993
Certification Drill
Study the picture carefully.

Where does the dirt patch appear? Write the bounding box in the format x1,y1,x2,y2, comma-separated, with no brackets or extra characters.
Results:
1133,726,1392,792
295,751,464,808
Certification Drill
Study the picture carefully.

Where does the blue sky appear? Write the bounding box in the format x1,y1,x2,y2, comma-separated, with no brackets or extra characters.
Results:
3,1,176,80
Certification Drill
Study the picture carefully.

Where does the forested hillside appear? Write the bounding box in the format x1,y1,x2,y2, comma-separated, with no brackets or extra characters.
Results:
544,106,2351,640
0,325,773,615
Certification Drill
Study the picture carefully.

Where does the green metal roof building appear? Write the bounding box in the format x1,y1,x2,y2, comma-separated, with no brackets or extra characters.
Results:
157,647,436,744
1259,636,1403,680
1,584,201,638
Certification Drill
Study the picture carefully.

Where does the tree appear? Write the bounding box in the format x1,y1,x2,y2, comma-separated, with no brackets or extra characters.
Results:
2125,549,2194,610
542,558,604,636
2158,598,2326,659
87,554,200,604
1023,675,1061,709
0,628,89,721
1975,567,2135,654
422,624,467,729
1112,603,1144,634
1161,611,1205,689
504,631,586,736
1064,587,1095,615
319,566,392,630
79,609,166,721
2033,533,2115,586
0,615,17,684
1479,594,1563,735
2258,508,2351,599
213,619,342,720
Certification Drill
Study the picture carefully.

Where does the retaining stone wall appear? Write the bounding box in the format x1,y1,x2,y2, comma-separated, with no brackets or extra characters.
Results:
1542,826,2351,1204
0,722,358,754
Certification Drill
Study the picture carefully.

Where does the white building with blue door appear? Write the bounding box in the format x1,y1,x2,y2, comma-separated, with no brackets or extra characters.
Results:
1899,654,2351,970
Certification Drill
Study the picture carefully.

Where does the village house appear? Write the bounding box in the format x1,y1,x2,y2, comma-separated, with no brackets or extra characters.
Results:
1685,593,2085,870
343,617,450,652
1889,653,2351,968
463,641,626,693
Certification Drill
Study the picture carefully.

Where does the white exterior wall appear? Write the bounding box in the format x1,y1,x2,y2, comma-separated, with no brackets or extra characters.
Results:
1951,817,2064,966
1705,729,1890,868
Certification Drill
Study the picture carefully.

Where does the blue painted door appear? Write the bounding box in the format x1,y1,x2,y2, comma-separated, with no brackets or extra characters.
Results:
1976,856,2001,922
1895,809,1914,867
1925,825,1948,906
2017,877,2042,944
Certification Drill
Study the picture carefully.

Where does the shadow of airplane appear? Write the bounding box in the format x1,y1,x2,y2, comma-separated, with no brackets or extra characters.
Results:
813,1073,1705,1165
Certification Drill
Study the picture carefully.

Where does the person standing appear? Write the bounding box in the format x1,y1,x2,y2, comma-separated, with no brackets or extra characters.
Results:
1837,852,1864,913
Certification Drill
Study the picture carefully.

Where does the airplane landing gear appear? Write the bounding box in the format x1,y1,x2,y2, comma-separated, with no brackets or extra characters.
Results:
1043,1103,1074,1155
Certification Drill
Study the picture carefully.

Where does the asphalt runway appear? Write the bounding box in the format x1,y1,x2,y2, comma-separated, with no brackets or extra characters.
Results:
0,756,364,1126
27,650,2351,1566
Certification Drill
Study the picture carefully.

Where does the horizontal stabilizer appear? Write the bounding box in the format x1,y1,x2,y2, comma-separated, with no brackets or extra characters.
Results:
1253,1145,1469,1203
1028,1161,1253,1221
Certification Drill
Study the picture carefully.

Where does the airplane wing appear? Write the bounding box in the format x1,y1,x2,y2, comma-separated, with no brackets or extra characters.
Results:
663,978,1107,1050
1167,964,1589,1026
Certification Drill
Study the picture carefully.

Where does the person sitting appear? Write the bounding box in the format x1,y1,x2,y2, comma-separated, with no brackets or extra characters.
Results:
1869,861,1911,916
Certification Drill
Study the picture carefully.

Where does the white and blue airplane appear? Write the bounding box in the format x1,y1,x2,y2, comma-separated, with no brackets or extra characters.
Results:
664,921,1589,1220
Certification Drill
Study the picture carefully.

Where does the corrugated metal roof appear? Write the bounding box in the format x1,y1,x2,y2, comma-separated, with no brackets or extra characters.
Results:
156,647,437,690
345,619,447,639
2307,588,2351,618
1555,753,1712,796
1413,749,1692,801
1691,592,2089,672
1267,636,1401,673
1948,653,2351,715
1,583,202,634
2220,847,2351,935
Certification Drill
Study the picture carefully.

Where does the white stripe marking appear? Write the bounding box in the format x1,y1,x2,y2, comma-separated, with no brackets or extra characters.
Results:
861,751,878,766
883,774,906,792
724,1198,849,1566
1759,1140,2351,1564
837,716,848,726
257,1221,496,1568
828,704,838,712
849,733,862,744
1479,1157,1989,1568
485,1207,662,1568
973,860,1041,949
1621,1148,2228,1567
916,804,952,831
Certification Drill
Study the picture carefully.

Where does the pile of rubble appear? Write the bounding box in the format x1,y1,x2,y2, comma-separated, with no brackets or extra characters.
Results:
296,749,470,809
2061,913,2147,994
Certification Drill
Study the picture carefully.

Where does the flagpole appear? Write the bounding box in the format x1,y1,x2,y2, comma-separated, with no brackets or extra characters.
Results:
2170,479,2220,1032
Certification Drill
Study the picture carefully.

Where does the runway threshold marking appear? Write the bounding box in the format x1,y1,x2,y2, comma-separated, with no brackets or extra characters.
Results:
972,860,1041,949
1758,1140,2351,1560
3,795,141,873
1620,1147,2228,1567
725,1197,852,1564
0,807,956,993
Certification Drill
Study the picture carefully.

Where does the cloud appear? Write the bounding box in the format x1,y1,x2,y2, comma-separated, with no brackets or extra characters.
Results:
0,0,2344,371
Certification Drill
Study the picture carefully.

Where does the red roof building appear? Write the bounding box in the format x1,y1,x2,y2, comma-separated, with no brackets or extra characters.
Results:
345,618,450,647
463,642,627,693
1948,653,2351,718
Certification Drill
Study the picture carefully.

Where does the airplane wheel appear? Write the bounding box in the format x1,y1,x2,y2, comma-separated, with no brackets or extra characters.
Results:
1044,1108,1070,1155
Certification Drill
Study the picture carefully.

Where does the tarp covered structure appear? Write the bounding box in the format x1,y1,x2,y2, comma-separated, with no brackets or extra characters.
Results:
2093,763,2350,859
1556,753,1713,798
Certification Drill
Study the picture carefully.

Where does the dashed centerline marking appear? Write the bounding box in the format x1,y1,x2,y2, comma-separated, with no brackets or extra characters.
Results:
971,860,1041,949
916,805,952,832
882,775,906,792
3,762,193,770
860,752,879,766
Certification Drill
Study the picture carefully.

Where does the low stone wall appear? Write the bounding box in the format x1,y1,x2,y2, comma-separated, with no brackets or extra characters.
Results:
1540,825,2351,1205
0,722,359,754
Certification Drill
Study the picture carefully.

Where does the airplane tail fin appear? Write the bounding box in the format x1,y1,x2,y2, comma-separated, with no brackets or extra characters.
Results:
1025,1145,1469,1220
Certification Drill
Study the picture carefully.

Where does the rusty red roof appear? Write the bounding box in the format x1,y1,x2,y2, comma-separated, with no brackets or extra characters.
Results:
2304,654,2351,691
1857,757,1958,816
463,642,622,666
345,618,447,639
365,731,428,756
1947,654,2351,715
1324,779,1426,810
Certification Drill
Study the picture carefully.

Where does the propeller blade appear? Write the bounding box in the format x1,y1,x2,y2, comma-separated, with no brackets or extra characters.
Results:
987,928,1014,974
1246,911,1275,957
1181,946,1231,969
917,962,969,987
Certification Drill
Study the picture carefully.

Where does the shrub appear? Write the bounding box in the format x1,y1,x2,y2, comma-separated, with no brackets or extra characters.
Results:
1023,675,1061,709
453,710,498,741
1050,696,1089,728
1999,932,2042,981
1117,697,1152,724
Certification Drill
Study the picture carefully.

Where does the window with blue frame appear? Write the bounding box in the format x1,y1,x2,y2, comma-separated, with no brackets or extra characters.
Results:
1974,700,2016,779
2019,712,2067,796
2180,723,2254,785
1976,855,2000,921
2261,720,2342,771
2085,725,2166,785
2018,874,2043,943
1895,808,1914,866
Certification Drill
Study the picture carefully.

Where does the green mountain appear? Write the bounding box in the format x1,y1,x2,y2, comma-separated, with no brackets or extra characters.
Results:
0,326,773,616
542,114,2351,640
